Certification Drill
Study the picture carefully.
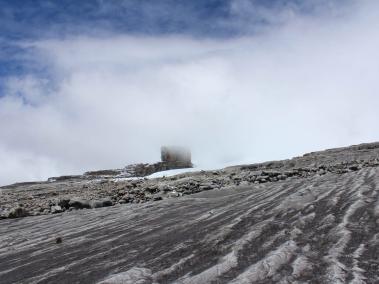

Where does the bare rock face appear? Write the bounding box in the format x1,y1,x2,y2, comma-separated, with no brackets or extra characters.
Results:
1,142,379,283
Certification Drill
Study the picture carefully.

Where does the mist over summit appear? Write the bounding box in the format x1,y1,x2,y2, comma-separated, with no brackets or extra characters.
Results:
1,2,379,283
1,0,379,185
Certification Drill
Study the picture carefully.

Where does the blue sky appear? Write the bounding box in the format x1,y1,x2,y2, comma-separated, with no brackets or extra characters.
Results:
1,0,229,39
1,0,379,185
0,0,249,94
0,0,343,94
0,0,335,39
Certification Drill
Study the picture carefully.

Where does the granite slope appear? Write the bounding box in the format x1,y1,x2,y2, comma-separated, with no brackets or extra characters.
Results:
0,143,379,283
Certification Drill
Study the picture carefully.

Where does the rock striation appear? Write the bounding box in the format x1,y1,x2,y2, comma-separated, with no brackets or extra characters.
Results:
1,142,379,220
0,142,379,283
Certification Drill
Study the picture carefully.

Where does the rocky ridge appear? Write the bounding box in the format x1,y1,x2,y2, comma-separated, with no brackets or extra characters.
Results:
1,142,379,219
1,142,379,283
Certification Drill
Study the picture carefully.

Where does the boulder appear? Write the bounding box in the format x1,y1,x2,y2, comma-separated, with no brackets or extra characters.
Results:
68,198,91,209
278,174,287,180
0,211,7,219
7,207,29,218
168,190,181,198
239,181,250,186
51,205,63,214
199,183,215,190
349,165,360,171
90,198,113,208
57,198,71,209
121,194,134,203
144,186,158,194
158,184,172,192
153,196,163,201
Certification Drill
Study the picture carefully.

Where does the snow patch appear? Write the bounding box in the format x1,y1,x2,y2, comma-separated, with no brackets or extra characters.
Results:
147,168,201,178
110,167,205,182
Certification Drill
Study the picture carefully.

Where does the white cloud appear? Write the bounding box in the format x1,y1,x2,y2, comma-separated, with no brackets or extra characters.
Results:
0,144,61,184
1,0,379,185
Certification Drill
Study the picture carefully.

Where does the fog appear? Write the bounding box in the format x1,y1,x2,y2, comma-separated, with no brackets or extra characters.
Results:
1,0,379,185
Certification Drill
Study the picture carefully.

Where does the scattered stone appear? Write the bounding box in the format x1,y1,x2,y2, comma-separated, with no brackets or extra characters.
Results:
168,190,181,198
55,237,62,244
121,194,134,203
158,184,172,192
238,181,248,186
349,165,360,171
278,174,287,180
145,186,158,194
3,143,379,219
199,183,215,190
0,210,7,219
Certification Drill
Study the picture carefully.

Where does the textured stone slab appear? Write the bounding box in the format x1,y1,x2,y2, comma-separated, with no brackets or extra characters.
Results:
1,166,379,283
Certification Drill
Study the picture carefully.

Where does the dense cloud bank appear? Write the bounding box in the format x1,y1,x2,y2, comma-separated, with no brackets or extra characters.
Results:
1,0,379,185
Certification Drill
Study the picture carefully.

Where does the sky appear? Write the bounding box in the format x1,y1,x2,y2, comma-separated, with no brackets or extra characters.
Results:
1,0,379,185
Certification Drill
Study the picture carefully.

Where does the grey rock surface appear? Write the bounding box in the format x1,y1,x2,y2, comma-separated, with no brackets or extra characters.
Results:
1,142,379,283
50,205,62,214
6,206,29,218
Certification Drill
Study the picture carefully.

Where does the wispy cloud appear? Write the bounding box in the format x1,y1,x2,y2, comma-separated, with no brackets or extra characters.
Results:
1,0,379,185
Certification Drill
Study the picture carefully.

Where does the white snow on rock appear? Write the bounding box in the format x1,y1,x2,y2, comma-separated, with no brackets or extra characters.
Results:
98,267,153,284
147,168,200,178
229,240,298,283
111,167,208,182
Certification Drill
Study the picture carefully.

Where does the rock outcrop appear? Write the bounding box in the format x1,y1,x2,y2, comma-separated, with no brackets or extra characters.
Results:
46,147,193,183
123,146,193,177
1,142,379,283
2,142,379,219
